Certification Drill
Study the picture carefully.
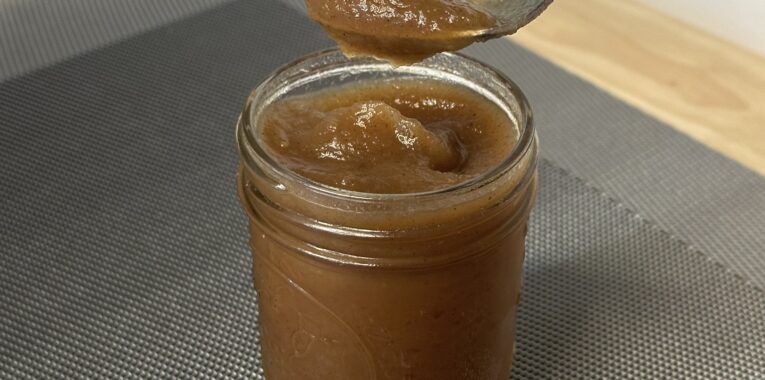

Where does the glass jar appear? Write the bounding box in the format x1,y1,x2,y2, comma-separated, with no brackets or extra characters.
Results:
236,49,538,380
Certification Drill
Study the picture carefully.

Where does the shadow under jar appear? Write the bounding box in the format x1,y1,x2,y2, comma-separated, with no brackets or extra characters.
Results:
236,49,538,380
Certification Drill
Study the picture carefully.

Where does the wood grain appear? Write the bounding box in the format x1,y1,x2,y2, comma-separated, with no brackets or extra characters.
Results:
511,0,765,176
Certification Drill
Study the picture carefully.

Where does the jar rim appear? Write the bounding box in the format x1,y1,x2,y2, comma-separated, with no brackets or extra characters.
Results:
236,48,535,203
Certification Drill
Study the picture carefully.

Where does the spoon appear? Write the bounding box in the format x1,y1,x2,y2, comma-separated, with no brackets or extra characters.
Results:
478,0,553,38
307,0,554,65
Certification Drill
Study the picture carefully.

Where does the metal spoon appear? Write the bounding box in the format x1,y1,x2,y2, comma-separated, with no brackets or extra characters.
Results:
308,0,554,65
477,0,553,39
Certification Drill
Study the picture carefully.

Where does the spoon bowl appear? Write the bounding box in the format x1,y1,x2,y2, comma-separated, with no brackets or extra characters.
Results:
308,0,554,65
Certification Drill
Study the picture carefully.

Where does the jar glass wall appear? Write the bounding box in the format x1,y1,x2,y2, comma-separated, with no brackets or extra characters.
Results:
237,49,538,380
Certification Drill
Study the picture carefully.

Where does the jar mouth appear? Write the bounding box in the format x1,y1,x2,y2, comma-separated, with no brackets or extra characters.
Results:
237,48,535,202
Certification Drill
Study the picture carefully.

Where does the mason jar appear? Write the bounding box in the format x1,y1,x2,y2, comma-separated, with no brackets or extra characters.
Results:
236,48,538,380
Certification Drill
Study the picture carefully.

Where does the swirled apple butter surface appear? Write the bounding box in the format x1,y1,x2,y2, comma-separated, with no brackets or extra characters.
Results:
306,0,497,64
261,79,516,193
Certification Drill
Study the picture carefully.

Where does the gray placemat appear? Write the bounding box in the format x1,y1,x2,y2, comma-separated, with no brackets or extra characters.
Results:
0,0,235,82
1,1,764,379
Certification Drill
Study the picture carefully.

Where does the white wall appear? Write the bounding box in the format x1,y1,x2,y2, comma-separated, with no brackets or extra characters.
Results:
637,0,765,57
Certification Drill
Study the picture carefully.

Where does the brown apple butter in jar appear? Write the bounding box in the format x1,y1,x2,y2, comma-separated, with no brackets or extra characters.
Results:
236,49,538,380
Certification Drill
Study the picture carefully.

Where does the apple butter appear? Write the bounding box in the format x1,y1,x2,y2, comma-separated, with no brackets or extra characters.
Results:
305,0,496,64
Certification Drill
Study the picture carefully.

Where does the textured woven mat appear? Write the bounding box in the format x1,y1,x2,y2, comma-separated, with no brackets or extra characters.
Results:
2,1,764,378
0,0,235,81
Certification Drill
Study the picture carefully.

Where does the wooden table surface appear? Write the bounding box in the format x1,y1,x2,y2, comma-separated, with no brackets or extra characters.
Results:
512,0,765,176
